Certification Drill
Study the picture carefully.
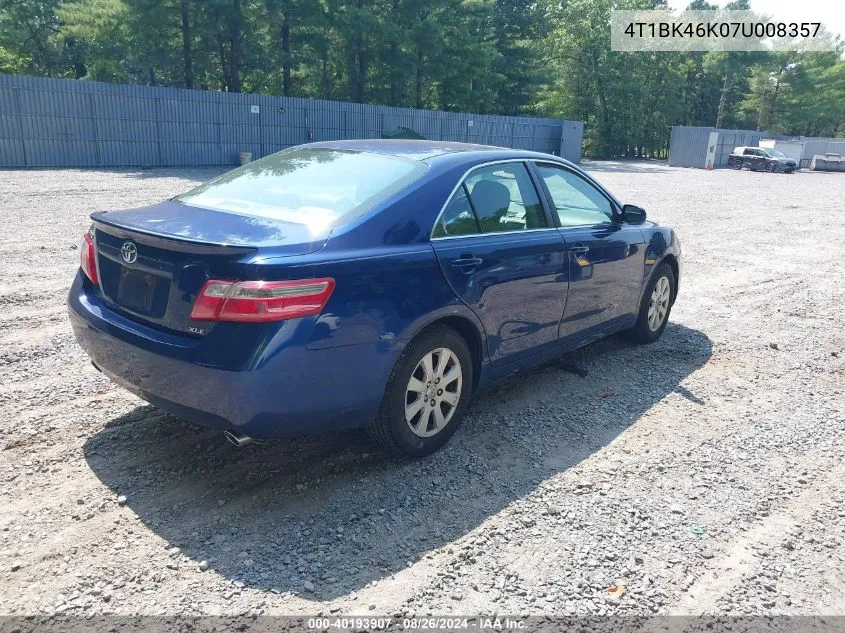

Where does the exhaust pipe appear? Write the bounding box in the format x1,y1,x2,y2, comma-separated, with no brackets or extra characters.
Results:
224,430,258,447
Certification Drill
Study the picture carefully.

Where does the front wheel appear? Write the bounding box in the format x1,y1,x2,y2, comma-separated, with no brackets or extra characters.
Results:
368,326,473,457
766,162,776,173
627,263,676,344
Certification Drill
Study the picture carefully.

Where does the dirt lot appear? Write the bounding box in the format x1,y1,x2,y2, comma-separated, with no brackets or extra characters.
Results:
0,162,843,618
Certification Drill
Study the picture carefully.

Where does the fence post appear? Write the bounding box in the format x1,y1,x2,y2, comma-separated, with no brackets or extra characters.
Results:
13,85,28,167
215,95,223,165
88,92,101,167
154,95,163,167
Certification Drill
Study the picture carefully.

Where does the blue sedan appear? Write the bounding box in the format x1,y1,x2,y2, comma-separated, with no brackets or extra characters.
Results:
68,141,681,457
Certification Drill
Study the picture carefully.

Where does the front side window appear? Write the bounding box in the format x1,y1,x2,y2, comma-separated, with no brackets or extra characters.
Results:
535,164,614,227
177,148,428,233
464,163,547,233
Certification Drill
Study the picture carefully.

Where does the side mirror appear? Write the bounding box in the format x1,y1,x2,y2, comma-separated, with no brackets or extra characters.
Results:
621,204,647,224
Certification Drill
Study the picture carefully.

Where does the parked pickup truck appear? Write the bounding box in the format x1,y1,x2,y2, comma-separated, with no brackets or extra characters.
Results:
729,146,798,173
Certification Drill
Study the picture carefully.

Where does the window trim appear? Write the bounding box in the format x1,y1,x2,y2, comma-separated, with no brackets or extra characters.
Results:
429,159,557,241
530,160,622,229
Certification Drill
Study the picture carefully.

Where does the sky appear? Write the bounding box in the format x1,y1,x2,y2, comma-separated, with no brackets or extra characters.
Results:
665,0,845,39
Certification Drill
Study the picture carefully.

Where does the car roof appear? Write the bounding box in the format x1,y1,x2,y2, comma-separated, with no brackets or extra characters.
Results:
304,139,560,163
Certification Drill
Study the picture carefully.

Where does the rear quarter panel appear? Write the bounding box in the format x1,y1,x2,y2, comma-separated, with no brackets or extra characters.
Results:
244,245,469,349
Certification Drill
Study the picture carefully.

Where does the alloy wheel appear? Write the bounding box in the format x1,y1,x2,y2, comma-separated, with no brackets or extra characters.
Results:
648,276,671,331
405,348,463,437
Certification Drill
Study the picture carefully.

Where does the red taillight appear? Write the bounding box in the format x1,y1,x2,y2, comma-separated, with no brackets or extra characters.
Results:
190,278,335,323
79,232,98,284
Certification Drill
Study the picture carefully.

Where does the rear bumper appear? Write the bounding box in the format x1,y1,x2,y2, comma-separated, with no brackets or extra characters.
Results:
67,273,399,438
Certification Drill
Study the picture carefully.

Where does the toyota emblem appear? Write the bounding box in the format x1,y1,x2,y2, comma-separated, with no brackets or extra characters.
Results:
120,241,138,264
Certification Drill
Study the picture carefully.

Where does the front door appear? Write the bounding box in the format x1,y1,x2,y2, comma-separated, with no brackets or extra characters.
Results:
431,161,568,365
532,162,646,340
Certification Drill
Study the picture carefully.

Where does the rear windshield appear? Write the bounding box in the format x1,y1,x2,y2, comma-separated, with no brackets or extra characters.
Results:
177,148,427,231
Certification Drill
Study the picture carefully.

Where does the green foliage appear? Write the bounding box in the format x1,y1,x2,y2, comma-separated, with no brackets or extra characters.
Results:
1,0,843,155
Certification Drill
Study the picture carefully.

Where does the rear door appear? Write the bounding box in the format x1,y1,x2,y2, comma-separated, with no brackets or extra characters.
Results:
744,148,763,169
430,161,568,365
532,161,646,340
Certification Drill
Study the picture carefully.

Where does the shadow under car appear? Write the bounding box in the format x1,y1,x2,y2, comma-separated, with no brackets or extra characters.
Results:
83,323,712,601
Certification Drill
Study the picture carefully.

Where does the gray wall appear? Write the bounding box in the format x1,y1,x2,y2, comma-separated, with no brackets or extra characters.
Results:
669,124,845,169
711,130,769,168
797,138,845,167
0,74,583,168
669,125,766,168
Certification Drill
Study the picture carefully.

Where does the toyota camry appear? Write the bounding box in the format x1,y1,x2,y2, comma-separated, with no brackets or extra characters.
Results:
68,140,681,457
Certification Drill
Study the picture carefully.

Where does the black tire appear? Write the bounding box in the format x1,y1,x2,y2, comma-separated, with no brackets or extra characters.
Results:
766,162,776,173
731,159,743,170
368,325,473,457
627,263,676,344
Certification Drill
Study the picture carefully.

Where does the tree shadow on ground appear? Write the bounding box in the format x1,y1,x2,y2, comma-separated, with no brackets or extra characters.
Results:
83,323,711,601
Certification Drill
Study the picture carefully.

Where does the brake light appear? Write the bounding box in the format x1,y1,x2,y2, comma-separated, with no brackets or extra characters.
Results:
79,231,98,284
190,278,335,322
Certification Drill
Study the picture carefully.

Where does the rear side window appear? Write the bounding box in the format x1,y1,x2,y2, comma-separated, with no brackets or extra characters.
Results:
464,163,546,233
432,185,480,238
177,148,427,231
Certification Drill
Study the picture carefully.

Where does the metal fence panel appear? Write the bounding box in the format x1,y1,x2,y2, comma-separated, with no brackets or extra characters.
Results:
828,142,845,155
799,138,845,167
0,74,583,168
98,140,159,166
669,126,714,168
0,138,25,165
713,130,765,167
559,120,584,163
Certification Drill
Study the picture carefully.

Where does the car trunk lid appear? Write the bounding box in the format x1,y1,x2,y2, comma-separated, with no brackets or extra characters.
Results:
91,201,330,335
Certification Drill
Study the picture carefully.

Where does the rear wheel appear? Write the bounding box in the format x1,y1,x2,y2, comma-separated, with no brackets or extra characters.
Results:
731,159,743,170
628,263,676,344
368,326,473,457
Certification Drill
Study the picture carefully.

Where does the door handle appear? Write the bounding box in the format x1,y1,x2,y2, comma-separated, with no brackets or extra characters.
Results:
569,244,590,255
449,256,483,268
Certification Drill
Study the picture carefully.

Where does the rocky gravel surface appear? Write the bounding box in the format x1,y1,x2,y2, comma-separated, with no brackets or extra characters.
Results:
0,162,843,618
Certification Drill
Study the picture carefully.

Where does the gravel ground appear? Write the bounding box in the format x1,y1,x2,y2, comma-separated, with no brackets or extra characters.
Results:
0,162,843,618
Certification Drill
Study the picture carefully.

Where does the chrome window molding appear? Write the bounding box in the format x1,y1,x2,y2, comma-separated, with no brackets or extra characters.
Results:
430,227,560,242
